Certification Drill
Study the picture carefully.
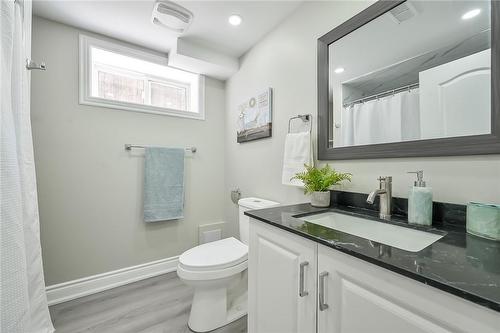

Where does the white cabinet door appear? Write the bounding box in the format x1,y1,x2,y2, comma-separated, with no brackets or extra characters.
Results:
318,245,500,333
419,49,491,140
248,219,317,333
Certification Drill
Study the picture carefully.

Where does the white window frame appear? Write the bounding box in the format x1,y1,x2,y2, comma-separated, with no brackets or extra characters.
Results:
148,79,191,111
79,34,205,120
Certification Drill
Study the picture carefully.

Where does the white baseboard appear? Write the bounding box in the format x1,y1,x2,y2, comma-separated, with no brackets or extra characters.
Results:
46,256,179,306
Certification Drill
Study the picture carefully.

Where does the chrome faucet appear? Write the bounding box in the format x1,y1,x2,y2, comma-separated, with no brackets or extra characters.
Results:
366,176,392,220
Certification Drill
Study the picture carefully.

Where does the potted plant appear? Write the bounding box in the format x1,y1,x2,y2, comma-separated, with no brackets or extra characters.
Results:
291,164,352,207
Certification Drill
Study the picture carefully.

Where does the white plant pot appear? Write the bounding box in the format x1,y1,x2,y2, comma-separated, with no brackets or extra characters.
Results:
311,191,330,208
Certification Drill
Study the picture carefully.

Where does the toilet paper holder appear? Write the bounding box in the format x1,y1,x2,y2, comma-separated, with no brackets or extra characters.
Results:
231,189,241,204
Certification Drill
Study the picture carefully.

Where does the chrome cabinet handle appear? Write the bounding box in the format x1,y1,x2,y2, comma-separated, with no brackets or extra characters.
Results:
319,271,329,311
299,261,309,297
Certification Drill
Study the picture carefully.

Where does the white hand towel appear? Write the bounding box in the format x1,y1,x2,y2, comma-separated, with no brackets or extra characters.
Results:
282,132,313,186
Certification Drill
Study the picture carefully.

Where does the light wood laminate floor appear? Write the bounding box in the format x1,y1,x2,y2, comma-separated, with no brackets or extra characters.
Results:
49,272,247,333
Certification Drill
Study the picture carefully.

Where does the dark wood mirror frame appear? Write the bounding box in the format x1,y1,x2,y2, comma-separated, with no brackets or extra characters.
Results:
317,0,500,160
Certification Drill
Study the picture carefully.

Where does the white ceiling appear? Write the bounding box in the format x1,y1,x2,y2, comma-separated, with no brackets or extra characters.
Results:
330,0,491,83
33,0,302,58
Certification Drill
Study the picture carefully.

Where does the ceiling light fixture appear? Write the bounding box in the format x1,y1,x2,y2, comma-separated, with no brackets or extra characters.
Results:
228,14,242,26
462,8,481,20
334,67,345,74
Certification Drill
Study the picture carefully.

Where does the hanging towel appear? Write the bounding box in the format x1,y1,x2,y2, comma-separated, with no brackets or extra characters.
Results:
282,132,313,187
144,147,185,222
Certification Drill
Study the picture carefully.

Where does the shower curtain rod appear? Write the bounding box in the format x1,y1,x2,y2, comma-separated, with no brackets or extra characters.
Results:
343,82,419,108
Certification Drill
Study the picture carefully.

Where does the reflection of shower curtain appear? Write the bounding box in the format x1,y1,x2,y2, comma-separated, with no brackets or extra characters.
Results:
1,1,54,331
342,89,420,146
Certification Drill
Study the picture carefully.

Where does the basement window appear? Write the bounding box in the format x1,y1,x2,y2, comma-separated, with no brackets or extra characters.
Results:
79,34,204,120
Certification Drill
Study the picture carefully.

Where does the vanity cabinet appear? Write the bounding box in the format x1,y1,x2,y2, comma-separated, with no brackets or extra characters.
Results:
317,245,498,333
248,218,500,333
248,220,317,333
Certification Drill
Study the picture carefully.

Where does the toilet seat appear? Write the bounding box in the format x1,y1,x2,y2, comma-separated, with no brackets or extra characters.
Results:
178,237,248,279
177,259,247,281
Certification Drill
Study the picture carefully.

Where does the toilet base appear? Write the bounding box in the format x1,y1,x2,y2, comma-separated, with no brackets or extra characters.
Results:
186,272,247,333
188,297,246,333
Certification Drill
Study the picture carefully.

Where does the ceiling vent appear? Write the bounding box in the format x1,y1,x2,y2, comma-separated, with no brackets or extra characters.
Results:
152,0,194,34
388,2,417,24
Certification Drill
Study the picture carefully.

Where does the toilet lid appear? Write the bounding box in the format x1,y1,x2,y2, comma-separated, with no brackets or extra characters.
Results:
179,237,248,271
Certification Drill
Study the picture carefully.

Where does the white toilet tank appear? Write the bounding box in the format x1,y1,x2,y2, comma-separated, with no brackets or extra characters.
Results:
238,197,280,245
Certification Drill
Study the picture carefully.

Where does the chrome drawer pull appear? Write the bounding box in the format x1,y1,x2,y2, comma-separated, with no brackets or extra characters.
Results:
299,261,309,297
319,271,329,311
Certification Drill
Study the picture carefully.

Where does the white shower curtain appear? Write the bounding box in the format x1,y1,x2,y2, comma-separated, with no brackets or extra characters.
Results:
342,89,420,146
1,0,54,331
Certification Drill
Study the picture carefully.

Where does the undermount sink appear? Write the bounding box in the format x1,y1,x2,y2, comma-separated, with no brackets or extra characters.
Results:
300,212,444,252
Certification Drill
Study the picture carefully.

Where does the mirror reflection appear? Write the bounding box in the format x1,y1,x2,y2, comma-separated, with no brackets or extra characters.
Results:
329,0,491,147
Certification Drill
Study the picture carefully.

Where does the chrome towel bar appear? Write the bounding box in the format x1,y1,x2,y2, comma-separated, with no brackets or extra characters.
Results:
288,114,312,133
124,144,197,153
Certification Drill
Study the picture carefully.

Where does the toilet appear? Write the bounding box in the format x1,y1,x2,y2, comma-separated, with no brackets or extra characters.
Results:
177,197,279,332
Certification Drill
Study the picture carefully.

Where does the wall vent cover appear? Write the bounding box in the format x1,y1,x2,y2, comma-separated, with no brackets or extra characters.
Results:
152,0,194,34
389,2,417,24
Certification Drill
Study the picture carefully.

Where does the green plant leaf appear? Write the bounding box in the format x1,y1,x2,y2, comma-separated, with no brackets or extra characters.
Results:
290,164,351,195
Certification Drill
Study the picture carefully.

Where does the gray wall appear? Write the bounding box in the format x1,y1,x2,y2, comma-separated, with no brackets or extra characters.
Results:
33,2,500,285
31,17,226,285
224,1,500,233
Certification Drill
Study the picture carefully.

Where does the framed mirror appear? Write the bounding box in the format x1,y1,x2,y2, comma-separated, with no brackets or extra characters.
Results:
318,0,500,159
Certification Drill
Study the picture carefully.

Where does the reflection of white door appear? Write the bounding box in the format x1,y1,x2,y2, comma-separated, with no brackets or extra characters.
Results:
419,49,491,139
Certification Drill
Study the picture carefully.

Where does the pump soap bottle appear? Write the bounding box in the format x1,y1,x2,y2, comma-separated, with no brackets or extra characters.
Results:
407,170,433,226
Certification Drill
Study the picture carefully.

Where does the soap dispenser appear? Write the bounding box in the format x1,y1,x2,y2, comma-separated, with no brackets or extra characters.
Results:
407,171,433,226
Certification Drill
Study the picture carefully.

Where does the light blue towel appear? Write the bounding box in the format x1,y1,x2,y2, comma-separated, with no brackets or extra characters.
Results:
144,147,185,222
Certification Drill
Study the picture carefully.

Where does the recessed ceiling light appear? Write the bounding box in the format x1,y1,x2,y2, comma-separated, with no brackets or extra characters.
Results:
462,9,481,20
334,67,345,74
228,14,242,26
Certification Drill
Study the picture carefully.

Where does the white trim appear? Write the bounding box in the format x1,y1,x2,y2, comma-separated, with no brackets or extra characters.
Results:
46,256,179,306
79,34,205,120
79,34,168,68
81,96,204,120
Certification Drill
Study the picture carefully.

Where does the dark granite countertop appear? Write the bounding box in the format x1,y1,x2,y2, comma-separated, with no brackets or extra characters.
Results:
245,202,500,313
